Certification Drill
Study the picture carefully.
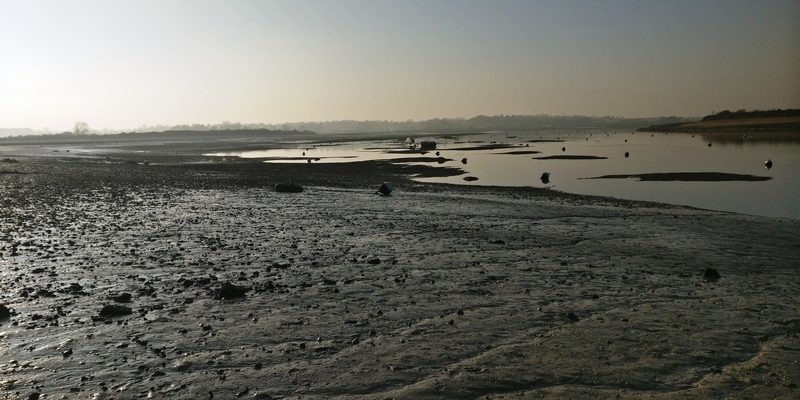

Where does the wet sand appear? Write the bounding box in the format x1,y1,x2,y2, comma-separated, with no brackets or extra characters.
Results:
1,153,799,399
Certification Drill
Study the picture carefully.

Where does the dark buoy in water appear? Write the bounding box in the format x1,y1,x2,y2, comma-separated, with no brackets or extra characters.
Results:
708,142,712,147
461,157,468,164
463,176,479,181
540,172,550,184
624,152,629,158
624,139,627,143
561,147,566,152
765,159,773,169
435,151,440,156
376,181,395,196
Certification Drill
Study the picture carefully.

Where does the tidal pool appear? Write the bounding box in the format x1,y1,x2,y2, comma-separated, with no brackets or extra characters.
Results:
209,130,800,219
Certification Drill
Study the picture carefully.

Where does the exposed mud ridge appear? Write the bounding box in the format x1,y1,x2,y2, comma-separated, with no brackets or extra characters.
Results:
583,172,772,182
1,159,798,399
533,155,608,160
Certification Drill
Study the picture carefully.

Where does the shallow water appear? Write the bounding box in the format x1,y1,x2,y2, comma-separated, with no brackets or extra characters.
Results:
209,131,800,219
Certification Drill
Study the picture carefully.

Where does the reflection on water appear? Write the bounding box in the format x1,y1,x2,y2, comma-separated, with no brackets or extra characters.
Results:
208,131,800,219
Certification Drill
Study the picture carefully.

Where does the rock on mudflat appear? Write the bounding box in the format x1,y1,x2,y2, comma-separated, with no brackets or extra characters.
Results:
703,268,721,282
214,282,248,300
563,312,580,323
99,304,133,318
0,304,10,320
112,292,132,303
274,183,303,193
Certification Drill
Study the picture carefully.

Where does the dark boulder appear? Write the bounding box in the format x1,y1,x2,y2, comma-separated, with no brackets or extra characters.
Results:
274,183,303,193
0,304,10,319
419,141,437,151
214,282,248,300
99,304,133,318
703,268,721,282
377,181,395,196
563,312,580,323
112,292,132,303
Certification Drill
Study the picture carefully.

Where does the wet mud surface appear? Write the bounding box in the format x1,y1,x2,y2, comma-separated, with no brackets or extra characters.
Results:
1,158,799,399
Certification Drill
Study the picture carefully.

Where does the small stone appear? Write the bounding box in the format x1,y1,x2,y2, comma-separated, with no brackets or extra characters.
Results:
174,361,191,372
703,268,721,282
254,362,263,370
0,304,10,320
112,293,132,303
251,392,273,400
456,309,464,315
564,312,580,323
63,349,73,358
28,392,40,400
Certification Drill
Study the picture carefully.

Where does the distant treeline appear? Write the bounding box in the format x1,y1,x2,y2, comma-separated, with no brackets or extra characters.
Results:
0,129,314,145
701,109,800,121
2,114,691,139
177,114,689,134
639,108,800,135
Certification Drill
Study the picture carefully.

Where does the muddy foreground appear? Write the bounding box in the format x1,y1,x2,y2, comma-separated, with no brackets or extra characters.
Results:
1,157,799,399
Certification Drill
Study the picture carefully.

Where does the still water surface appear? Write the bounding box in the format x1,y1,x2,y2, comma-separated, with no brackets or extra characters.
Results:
209,130,799,219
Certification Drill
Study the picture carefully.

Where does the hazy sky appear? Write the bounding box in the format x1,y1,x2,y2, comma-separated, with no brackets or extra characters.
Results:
1,0,798,131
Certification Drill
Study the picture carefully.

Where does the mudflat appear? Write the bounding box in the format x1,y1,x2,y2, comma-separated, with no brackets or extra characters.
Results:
1,155,799,399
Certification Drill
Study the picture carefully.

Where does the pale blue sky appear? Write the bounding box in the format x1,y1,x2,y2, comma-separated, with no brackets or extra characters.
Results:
1,0,798,131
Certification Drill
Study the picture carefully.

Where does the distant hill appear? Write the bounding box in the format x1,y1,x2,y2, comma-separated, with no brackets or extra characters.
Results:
639,109,800,133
